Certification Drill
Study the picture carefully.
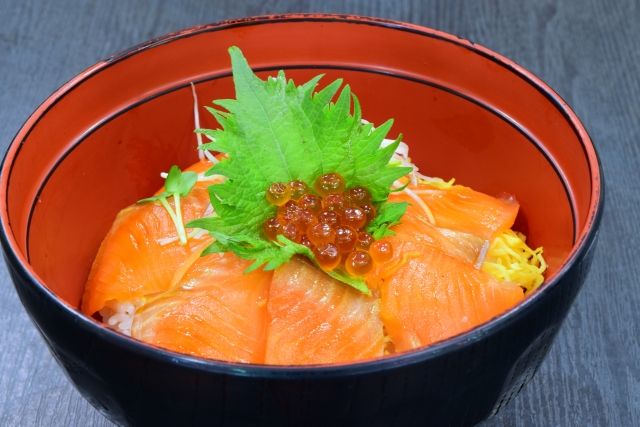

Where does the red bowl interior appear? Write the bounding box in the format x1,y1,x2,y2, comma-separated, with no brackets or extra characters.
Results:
1,16,599,319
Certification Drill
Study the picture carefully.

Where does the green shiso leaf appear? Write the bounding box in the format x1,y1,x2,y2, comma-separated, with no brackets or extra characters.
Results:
187,46,411,293
366,201,408,238
372,223,397,240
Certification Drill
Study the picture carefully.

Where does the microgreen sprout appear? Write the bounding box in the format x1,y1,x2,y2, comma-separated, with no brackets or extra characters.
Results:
138,165,198,245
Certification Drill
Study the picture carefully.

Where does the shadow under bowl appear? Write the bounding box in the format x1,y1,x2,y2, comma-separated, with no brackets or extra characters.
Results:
0,14,603,427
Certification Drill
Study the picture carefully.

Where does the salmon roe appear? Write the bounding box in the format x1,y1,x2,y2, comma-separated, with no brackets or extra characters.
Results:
313,242,341,270
342,206,366,229
314,173,345,196
295,208,318,232
318,210,340,227
356,231,374,250
360,204,376,225
335,226,358,253
345,250,374,276
345,186,372,206
322,193,347,213
264,217,281,241
281,223,301,244
289,180,309,200
300,235,313,249
266,182,291,206
370,240,393,264
307,223,335,246
263,172,396,276
298,194,321,213
278,200,299,224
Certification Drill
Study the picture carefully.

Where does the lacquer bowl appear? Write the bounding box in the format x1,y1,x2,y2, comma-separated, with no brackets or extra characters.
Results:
0,14,603,427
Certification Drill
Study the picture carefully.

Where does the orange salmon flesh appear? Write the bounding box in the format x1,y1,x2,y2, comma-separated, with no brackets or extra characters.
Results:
82,161,527,364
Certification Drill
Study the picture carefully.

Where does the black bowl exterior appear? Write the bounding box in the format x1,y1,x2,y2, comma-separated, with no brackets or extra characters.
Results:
2,217,601,427
0,14,605,427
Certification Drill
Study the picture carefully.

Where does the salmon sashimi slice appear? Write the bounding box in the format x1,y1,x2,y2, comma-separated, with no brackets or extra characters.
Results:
393,210,482,263
81,161,215,317
266,257,386,365
436,227,487,266
390,184,519,241
379,248,524,352
131,251,272,363
365,210,483,290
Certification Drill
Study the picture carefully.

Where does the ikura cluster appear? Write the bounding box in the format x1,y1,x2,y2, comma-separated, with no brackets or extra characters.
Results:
263,173,393,276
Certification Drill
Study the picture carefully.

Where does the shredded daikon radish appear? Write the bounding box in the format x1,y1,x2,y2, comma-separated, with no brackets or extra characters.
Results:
400,186,436,225
379,131,419,184
474,240,491,269
203,148,218,163
191,229,209,240
376,125,436,224
410,189,446,195
382,139,409,159
156,235,179,246
191,83,205,161
203,203,214,217
191,82,219,164
197,172,225,182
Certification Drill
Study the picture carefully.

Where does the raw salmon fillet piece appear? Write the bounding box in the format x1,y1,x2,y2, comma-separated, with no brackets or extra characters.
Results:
132,251,272,363
391,210,483,263
81,161,214,316
390,184,519,240
266,257,386,365
379,248,524,352
365,210,484,290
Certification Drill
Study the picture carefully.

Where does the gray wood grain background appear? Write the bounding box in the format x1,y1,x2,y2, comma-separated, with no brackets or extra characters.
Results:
1,0,638,426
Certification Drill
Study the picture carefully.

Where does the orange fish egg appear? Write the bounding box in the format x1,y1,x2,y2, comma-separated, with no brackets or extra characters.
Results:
313,242,341,271
266,182,291,206
345,186,372,206
289,180,309,200
307,223,336,246
345,250,374,276
370,240,393,264
298,194,321,213
335,225,358,253
342,206,366,229
314,173,346,196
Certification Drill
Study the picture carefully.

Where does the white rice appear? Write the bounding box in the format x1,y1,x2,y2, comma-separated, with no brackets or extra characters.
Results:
99,300,138,336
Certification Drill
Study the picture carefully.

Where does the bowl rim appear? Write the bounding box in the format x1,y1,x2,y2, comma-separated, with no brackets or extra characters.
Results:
0,13,604,376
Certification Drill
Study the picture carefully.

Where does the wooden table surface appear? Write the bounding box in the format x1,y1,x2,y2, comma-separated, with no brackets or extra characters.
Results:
1,1,638,426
